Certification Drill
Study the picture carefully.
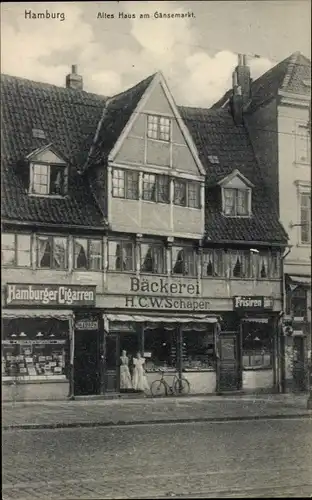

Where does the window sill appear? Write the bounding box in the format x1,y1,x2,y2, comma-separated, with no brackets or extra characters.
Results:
37,267,69,271
222,214,252,218
243,366,273,371
107,270,136,274
294,160,310,167
73,268,103,272
142,199,170,205
28,194,68,199
183,368,215,372
2,265,32,269
173,204,201,210
297,243,311,248
112,196,139,201
147,137,170,144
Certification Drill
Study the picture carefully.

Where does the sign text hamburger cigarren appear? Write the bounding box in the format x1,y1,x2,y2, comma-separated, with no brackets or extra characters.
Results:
6,284,96,306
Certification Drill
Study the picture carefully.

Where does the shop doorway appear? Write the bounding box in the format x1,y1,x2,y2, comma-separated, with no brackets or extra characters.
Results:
293,335,306,392
74,331,100,396
104,334,119,392
217,332,241,392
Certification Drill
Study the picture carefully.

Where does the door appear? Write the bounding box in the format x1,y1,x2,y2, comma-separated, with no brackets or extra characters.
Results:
293,336,306,391
104,334,119,392
74,331,100,396
217,332,241,392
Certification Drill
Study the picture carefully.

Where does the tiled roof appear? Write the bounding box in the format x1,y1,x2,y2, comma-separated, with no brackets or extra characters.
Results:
248,52,311,112
1,74,108,227
85,74,156,168
179,107,288,244
212,52,311,112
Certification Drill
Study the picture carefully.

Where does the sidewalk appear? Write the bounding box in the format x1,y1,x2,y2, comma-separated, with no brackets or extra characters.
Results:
2,393,311,430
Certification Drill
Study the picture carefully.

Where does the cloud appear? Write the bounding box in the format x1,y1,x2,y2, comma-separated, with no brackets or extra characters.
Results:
1,1,275,106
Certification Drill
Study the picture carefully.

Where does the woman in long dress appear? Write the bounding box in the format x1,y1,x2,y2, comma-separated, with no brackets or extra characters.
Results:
120,350,132,390
132,352,150,392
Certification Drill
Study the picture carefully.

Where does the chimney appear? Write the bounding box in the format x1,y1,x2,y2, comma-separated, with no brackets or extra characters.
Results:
66,65,83,90
230,54,251,124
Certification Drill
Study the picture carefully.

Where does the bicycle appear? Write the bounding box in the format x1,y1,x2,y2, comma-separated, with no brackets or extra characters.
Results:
150,369,190,397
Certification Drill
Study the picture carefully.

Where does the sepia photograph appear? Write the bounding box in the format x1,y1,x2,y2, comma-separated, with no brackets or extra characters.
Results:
1,0,311,498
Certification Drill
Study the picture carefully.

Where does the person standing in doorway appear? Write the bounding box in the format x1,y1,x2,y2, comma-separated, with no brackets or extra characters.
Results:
132,352,150,392
120,350,132,390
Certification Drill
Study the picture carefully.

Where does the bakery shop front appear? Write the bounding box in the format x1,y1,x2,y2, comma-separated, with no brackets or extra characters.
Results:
2,283,98,401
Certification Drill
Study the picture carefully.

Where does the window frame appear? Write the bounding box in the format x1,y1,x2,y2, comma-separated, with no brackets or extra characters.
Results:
36,235,68,270
295,121,310,164
142,173,170,203
140,241,167,274
73,238,103,271
147,114,171,142
107,239,135,272
229,249,252,279
2,233,32,268
29,162,68,197
173,180,201,209
171,245,198,277
202,249,224,278
112,168,139,200
222,187,251,217
299,192,311,245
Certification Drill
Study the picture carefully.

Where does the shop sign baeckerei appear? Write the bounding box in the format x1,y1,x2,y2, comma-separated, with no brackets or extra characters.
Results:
125,277,209,311
6,283,96,307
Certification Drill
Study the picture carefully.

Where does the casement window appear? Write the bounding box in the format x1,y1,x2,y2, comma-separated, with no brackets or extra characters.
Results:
295,123,310,164
300,193,311,244
140,242,166,274
172,246,197,276
230,250,252,278
142,173,170,203
108,240,135,272
269,251,281,279
174,180,201,208
30,163,68,196
258,253,270,279
2,233,31,267
147,115,171,142
223,188,250,216
37,235,68,269
202,250,223,277
112,169,139,200
73,238,102,271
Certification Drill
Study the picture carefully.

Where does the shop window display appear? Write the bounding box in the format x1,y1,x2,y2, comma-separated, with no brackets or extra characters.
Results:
144,326,177,371
182,327,216,370
242,322,273,369
2,319,69,381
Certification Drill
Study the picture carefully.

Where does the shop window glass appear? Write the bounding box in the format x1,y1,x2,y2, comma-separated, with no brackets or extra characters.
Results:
74,238,102,270
242,322,273,369
2,233,31,267
202,250,223,277
37,235,68,269
183,328,216,370
2,319,69,381
172,246,197,276
144,326,177,371
108,240,135,271
290,287,307,317
230,250,252,278
140,243,166,274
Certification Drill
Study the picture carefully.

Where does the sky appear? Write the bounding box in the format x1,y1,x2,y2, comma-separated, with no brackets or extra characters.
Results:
1,0,311,107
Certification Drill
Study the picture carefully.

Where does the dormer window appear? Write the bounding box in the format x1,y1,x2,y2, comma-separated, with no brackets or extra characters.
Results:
147,114,171,142
219,169,253,217
223,188,250,216
30,163,67,196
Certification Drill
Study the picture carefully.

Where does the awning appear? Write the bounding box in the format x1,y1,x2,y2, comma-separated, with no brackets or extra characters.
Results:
288,275,311,286
242,318,269,324
2,309,73,320
104,314,218,324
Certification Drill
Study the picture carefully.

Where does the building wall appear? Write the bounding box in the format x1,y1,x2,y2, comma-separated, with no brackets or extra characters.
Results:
245,99,279,214
277,103,311,276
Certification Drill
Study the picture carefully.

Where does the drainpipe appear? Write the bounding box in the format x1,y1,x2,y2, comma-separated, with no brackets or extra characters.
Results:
279,246,292,393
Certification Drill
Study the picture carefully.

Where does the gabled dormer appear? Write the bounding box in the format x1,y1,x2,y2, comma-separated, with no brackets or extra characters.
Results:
218,169,254,217
27,144,68,197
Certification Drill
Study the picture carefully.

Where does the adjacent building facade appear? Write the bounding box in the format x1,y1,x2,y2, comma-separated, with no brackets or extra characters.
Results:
214,52,311,392
2,63,289,401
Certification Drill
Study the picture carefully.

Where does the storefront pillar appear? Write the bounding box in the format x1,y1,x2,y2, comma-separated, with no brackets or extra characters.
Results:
177,324,183,382
100,316,107,394
68,315,75,399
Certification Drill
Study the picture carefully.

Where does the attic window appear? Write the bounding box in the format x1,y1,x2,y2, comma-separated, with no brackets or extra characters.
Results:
208,155,219,164
32,128,46,139
223,188,251,216
147,115,171,142
29,163,68,196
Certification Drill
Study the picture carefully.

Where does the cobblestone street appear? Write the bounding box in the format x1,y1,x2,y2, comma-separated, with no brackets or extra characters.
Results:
3,418,312,499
